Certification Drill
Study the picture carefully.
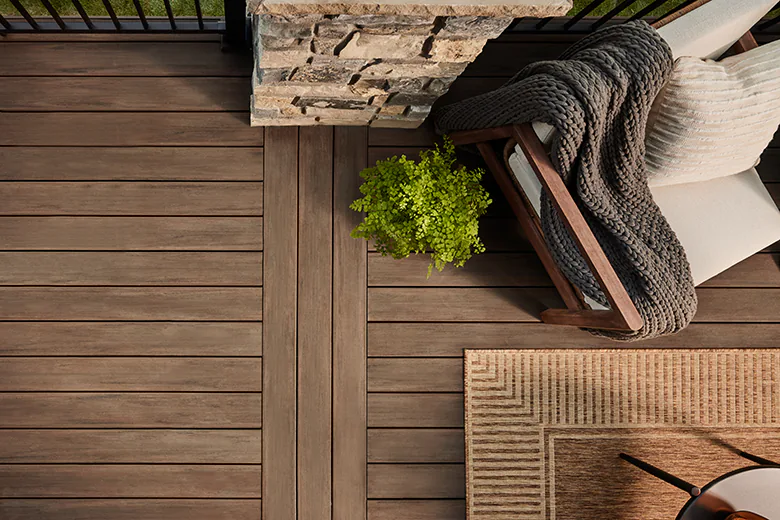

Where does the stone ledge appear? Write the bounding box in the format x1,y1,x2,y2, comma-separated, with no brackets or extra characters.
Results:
248,0,572,17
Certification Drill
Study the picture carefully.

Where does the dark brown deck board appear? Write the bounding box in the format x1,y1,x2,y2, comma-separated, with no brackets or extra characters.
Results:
368,358,463,392
368,287,780,322
0,430,262,463
0,42,252,76
0,393,262,428
0,287,262,321
0,147,263,181
333,126,369,520
0,499,262,520
0,358,262,391
368,500,465,520
0,217,263,250
0,322,262,356
0,77,250,111
368,323,780,356
1,113,261,146
368,394,464,428
0,465,261,498
297,126,334,520
367,464,465,499
262,126,298,520
369,429,464,463
0,252,263,286
0,182,262,216
369,252,780,288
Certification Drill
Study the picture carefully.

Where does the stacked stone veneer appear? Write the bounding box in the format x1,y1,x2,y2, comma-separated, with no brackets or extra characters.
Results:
250,14,514,127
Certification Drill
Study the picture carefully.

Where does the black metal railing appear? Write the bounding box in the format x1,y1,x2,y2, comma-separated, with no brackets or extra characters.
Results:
0,0,248,45
3,0,779,42
508,0,780,35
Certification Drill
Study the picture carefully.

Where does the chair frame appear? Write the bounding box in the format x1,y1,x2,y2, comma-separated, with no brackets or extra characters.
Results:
450,0,760,332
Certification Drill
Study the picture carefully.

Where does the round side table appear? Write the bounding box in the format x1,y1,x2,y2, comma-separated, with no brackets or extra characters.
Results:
620,452,780,520
677,466,780,520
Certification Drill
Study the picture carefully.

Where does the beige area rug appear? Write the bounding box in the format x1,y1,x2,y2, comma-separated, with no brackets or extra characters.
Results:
464,349,780,520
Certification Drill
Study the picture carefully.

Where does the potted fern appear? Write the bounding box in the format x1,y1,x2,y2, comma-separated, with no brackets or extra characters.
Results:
350,137,492,276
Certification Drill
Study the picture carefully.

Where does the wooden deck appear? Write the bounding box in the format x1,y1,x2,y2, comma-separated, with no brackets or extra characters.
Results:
0,31,778,520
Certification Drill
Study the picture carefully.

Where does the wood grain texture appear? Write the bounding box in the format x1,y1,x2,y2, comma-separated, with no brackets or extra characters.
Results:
0,465,261,498
368,323,780,356
1,113,261,146
368,394,463,428
262,126,299,520
368,287,562,322
0,252,263,286
297,126,334,520
0,42,252,76
0,182,262,216
0,287,262,321
369,253,780,288
0,147,264,181
0,393,262,428
0,77,250,111
368,358,462,392
369,429,464,463
0,217,263,250
368,464,464,499
333,126,369,520
0,430,262,463
368,253,549,287
368,500,465,520
369,288,780,322
0,322,262,356
0,358,262,391
0,499,262,520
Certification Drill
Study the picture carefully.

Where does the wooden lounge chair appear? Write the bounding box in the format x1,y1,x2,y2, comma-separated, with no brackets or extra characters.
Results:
450,0,780,333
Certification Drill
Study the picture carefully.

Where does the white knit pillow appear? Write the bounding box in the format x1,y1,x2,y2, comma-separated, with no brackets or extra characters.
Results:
645,39,780,188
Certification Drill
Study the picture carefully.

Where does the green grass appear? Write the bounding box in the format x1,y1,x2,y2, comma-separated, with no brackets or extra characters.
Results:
0,0,224,18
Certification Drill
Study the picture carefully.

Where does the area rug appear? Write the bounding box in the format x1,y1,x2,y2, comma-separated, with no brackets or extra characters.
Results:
464,349,780,520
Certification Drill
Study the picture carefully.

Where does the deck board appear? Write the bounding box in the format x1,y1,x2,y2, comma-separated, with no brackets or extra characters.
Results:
0,182,262,215
0,499,262,520
0,430,262,463
262,127,299,520
1,113,261,146
332,127,370,520
297,126,334,520
0,393,262,428
0,42,252,76
0,252,263,285
0,465,262,498
0,322,262,356
0,358,262,391
0,147,263,181
0,77,250,111
0,217,263,250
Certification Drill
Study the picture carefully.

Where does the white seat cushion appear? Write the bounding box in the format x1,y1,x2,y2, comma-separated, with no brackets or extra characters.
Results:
655,0,776,60
508,146,780,287
649,168,780,285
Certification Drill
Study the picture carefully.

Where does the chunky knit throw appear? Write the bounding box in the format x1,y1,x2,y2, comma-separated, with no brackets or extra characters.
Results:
435,21,698,341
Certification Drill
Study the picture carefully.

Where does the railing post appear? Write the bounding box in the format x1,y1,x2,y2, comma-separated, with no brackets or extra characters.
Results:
223,0,249,50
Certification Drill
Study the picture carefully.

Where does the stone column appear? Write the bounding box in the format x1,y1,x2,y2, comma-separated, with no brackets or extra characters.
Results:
249,0,572,127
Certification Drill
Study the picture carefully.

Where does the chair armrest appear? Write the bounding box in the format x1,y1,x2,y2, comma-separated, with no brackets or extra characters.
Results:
512,123,643,332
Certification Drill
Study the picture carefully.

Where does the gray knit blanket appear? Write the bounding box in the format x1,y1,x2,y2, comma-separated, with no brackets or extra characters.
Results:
436,22,697,341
